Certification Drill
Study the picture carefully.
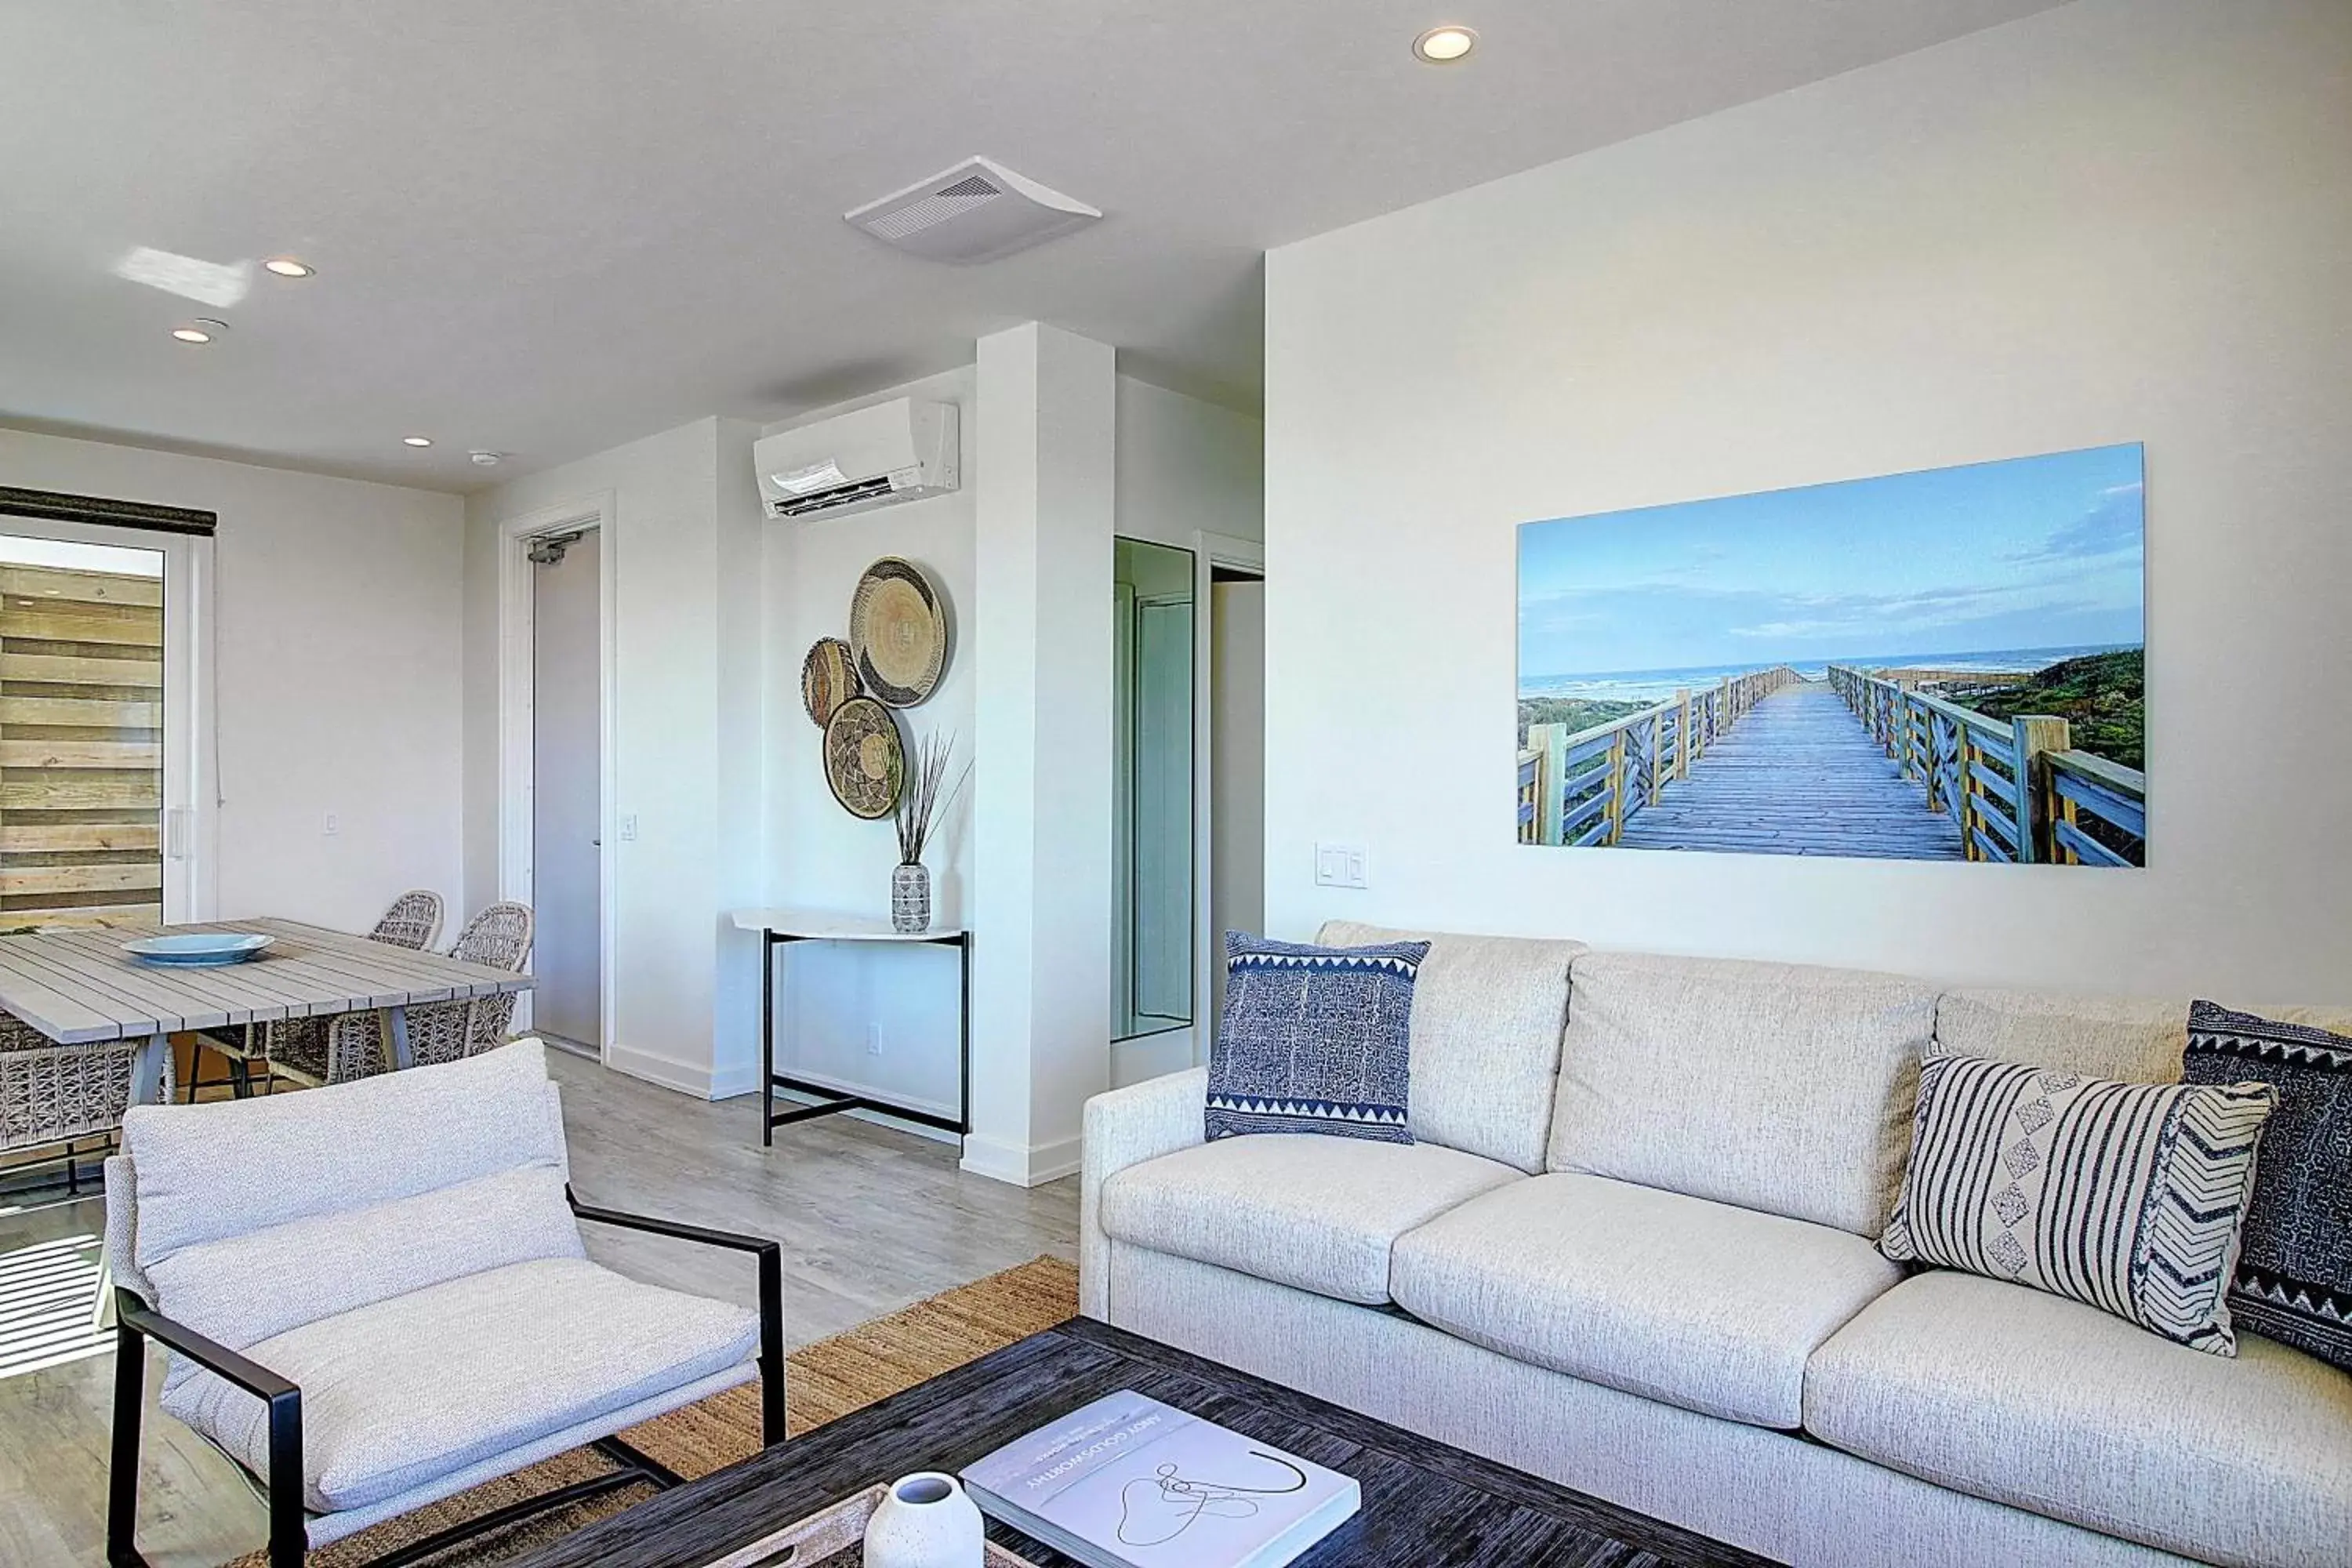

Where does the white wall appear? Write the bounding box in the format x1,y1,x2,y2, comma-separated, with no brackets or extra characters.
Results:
970,323,1119,1184
462,416,764,1096
1264,0,2352,1003
1115,376,1265,549
0,426,466,930
759,368,977,1119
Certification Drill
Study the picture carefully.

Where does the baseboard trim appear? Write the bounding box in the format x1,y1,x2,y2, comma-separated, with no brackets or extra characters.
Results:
960,1131,1082,1188
605,1042,721,1101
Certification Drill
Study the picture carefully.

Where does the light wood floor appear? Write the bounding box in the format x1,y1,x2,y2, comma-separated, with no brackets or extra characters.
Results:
0,1049,1079,1567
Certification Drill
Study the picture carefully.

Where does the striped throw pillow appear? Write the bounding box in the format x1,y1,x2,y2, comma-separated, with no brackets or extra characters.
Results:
1882,1051,2277,1353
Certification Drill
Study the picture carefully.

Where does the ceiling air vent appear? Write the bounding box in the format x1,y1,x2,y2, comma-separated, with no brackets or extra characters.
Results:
844,156,1102,264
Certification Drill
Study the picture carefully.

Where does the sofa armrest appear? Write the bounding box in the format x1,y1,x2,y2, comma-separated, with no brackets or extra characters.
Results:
1080,1065,1208,1321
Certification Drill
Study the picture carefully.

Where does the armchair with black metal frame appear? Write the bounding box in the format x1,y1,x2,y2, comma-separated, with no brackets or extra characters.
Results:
109,1189,785,1568
106,1044,786,1568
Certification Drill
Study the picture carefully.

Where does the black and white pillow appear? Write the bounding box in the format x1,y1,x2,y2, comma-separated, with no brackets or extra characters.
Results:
1205,933,1427,1145
1882,1051,2276,1353
2183,1001,2352,1372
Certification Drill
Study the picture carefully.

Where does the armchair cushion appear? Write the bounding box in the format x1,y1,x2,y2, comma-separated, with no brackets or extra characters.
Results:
164,1256,760,1514
146,1164,584,1367
119,1040,566,1275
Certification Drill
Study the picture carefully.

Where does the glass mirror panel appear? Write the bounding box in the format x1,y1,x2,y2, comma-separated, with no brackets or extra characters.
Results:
1112,538,1194,1041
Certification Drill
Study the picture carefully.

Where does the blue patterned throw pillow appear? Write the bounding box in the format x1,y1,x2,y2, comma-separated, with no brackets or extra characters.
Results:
1205,933,1428,1144
2183,1001,2352,1373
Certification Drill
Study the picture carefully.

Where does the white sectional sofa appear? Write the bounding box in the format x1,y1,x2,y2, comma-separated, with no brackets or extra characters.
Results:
1080,924,2352,1568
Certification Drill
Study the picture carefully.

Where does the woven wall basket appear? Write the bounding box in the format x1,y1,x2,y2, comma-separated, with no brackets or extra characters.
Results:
822,696,906,820
800,636,861,727
848,557,948,707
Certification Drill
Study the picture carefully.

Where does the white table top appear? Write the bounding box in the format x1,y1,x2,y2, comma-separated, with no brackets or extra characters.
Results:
728,909,966,942
0,917,533,1044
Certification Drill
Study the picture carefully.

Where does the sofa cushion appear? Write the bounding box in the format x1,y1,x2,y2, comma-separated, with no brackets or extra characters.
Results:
122,1039,566,1270
1881,1051,2275,1354
163,1256,760,1515
1390,1174,1901,1429
1933,988,2190,1083
1207,934,1425,1145
1806,1269,2352,1568
1319,922,1584,1174
1935,987,2352,1085
1548,951,1936,1235
2183,1001,2352,1371
1098,1134,1522,1305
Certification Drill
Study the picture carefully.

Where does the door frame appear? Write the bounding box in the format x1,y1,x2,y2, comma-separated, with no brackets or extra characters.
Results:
1190,530,1264,1063
495,494,616,1057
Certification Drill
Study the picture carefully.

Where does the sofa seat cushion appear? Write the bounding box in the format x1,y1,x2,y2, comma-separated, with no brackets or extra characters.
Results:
1391,1174,1902,1428
162,1257,760,1515
1806,1269,2352,1568
1098,1134,1522,1305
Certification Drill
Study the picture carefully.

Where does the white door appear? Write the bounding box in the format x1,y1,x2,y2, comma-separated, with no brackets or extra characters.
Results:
531,530,602,1048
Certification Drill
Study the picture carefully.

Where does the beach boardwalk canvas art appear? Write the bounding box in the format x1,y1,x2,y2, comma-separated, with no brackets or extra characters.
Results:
1515,445,2147,866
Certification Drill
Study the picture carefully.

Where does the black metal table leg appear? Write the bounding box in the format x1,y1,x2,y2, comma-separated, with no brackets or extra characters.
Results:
760,930,775,1149
758,926,971,1145
956,931,971,1137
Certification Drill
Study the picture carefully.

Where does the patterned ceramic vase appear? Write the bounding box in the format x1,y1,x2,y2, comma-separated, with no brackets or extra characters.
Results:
862,1472,983,1568
891,862,932,934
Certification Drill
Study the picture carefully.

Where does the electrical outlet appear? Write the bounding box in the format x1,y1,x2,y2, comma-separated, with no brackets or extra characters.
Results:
619,813,639,842
865,1023,882,1057
322,811,340,837
1314,842,1369,889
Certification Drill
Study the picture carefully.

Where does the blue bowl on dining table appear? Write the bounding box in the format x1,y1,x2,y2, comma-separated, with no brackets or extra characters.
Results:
121,933,275,967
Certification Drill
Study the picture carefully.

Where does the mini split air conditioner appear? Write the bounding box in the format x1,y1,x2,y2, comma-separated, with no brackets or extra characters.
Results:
752,397,959,521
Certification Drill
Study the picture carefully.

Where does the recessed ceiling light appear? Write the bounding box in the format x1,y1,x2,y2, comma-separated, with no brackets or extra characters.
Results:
401,436,434,448
169,318,227,344
1414,24,1478,63
261,256,315,279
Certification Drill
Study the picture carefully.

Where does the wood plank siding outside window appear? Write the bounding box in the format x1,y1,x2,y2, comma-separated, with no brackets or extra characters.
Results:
0,557,165,928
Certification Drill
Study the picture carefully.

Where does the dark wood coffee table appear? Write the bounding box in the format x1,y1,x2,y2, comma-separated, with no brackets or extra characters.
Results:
506,1316,1777,1568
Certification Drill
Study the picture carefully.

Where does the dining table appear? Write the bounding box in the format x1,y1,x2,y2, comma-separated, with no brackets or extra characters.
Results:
0,916,535,1105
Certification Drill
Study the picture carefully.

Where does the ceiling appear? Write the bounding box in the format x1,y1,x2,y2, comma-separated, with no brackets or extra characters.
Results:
0,1,2069,492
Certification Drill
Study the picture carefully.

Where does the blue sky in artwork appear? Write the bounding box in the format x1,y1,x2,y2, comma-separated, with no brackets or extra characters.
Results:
1518,445,2145,680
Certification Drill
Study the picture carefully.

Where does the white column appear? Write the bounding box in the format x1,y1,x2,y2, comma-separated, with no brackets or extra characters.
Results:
968,323,1116,1185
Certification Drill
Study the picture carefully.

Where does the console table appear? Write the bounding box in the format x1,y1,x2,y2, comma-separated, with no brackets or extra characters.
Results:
729,909,970,1147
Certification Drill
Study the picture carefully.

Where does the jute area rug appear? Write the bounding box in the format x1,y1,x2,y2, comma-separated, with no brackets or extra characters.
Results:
229,1255,1080,1568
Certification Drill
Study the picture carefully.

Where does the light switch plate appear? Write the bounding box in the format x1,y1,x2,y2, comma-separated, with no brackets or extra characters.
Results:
1314,841,1369,889
620,814,640,842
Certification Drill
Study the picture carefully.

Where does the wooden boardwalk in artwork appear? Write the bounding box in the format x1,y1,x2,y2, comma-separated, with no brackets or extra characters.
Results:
1615,682,1965,858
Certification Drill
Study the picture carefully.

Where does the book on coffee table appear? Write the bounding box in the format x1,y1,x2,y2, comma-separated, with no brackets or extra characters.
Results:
960,1390,1359,1568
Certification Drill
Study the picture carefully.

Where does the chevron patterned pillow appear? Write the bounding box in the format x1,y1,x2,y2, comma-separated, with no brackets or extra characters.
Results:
2183,1001,2352,1372
1882,1051,2277,1353
1206,933,1428,1144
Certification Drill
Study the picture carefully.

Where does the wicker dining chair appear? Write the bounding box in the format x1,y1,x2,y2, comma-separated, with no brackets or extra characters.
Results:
197,890,447,1098
303,901,535,1083
0,1008,151,1156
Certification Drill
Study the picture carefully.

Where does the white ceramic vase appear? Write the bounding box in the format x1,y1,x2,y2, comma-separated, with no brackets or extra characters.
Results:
863,1472,985,1568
